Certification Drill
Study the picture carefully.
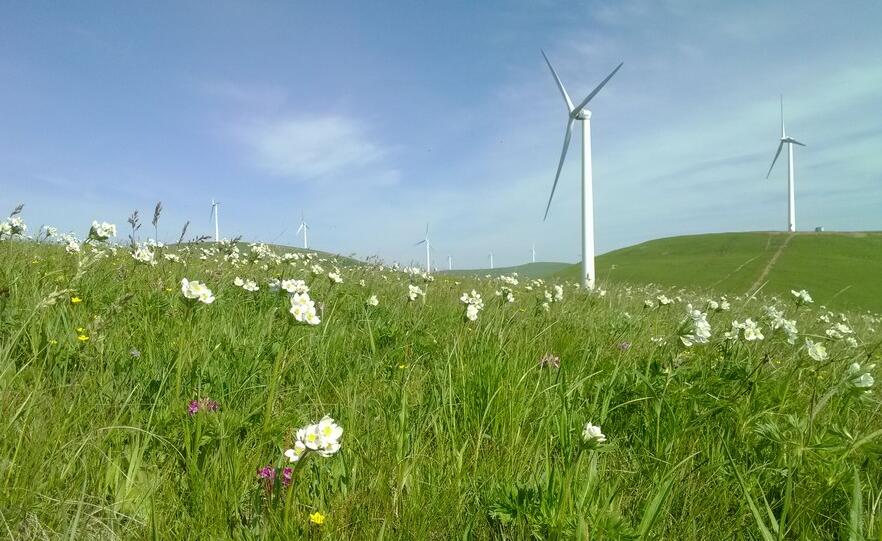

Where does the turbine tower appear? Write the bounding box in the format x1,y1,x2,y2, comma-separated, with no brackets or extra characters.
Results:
766,95,806,232
297,211,310,249
531,243,536,263
541,50,622,289
489,251,494,270
414,224,431,274
448,255,453,270
209,199,220,242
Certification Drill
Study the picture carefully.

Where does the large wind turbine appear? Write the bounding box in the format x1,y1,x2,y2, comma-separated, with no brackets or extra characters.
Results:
210,199,220,242
488,251,494,270
297,211,310,249
531,243,536,263
541,50,622,289
414,224,431,274
765,95,806,232
448,255,453,271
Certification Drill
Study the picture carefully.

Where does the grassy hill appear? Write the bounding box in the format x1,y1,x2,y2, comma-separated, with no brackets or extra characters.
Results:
555,231,882,312
441,261,571,279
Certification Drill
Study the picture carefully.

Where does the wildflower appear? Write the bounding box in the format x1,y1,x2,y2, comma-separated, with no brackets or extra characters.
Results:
657,295,673,306
617,341,631,351
805,339,828,361
285,415,343,462
281,279,309,294
180,278,215,304
366,294,379,307
257,465,293,489
0,216,27,237
650,336,667,346
88,220,117,241
328,271,343,284
791,289,813,305
70,296,82,304
289,293,321,325
644,299,654,309
49,339,58,346
680,304,711,347
130,348,141,358
309,512,326,525
188,398,219,416
131,244,157,265
553,285,564,302
582,422,607,445
460,290,485,321
741,319,764,341
407,284,425,301
848,363,875,389
538,353,560,369
77,334,89,342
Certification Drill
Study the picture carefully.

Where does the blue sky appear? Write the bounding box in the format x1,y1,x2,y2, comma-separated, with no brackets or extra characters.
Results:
2,1,881,268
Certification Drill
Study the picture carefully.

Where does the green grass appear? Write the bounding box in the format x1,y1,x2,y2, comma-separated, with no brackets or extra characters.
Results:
1,236,882,539
554,232,882,313
442,262,572,279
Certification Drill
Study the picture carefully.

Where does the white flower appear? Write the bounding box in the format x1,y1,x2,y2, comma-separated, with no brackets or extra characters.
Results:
407,284,425,301
285,416,343,462
328,271,343,284
180,278,215,304
89,221,117,241
0,216,27,237
366,294,379,307
741,319,764,341
65,238,81,254
680,304,711,346
163,253,181,263
131,244,156,266
582,422,607,444
791,289,813,305
284,441,307,462
234,277,245,287
805,338,828,361
854,373,874,389
553,285,564,302
281,279,309,294
243,279,259,292
465,303,480,321
657,295,673,306
644,299,655,309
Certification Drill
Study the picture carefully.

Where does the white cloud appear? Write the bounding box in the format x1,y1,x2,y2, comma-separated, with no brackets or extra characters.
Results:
233,115,388,181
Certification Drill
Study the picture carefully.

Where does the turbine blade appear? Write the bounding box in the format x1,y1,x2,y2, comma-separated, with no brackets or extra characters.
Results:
297,224,304,234
543,117,575,220
573,62,623,115
790,139,806,147
541,50,574,113
414,240,426,246
766,141,784,179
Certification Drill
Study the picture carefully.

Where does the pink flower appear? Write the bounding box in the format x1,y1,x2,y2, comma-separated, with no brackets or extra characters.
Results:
188,398,220,416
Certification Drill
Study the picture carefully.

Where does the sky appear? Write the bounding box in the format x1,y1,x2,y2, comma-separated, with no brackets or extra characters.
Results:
1,1,881,269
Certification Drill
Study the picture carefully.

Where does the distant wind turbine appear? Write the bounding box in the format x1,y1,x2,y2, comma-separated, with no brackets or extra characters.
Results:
541,50,622,289
414,224,431,274
448,254,453,270
209,198,220,242
297,211,310,249
489,251,494,270
765,95,806,232
531,243,536,263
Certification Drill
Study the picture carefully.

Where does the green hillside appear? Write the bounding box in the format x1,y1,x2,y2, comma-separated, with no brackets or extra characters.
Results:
441,261,571,279
556,232,882,312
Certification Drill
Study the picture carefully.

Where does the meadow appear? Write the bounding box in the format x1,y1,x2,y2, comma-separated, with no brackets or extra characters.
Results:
2,216,882,539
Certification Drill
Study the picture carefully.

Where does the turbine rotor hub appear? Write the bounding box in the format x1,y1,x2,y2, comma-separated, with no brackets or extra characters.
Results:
574,109,592,120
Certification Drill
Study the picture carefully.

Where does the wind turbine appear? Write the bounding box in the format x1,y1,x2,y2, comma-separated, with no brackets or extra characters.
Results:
765,95,806,232
209,198,220,242
414,224,431,274
297,211,310,249
488,251,494,270
448,255,453,270
541,50,622,289
531,243,536,263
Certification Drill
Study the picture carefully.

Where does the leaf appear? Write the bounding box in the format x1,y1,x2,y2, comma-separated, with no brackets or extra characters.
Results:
724,444,776,541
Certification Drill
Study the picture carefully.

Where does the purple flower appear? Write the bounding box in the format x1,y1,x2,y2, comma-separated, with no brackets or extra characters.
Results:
618,341,631,351
257,465,293,491
188,397,220,416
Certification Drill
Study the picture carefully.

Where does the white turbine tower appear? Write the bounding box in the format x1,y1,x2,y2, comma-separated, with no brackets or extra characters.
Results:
541,50,622,289
448,254,453,270
414,224,431,274
489,251,494,270
531,243,536,263
297,211,310,249
209,198,220,242
766,95,806,232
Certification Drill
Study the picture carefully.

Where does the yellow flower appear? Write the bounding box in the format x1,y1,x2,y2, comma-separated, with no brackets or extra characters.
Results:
77,334,90,342
71,297,82,304
49,339,58,346
309,511,325,525
398,364,407,369
76,327,86,333
165,287,173,292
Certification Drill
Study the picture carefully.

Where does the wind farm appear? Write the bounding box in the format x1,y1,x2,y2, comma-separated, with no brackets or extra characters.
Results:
2,2,881,539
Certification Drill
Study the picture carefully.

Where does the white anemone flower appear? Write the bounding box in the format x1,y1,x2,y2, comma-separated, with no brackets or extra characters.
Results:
805,338,828,361
582,422,607,444
366,294,379,307
89,220,117,241
180,278,215,304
